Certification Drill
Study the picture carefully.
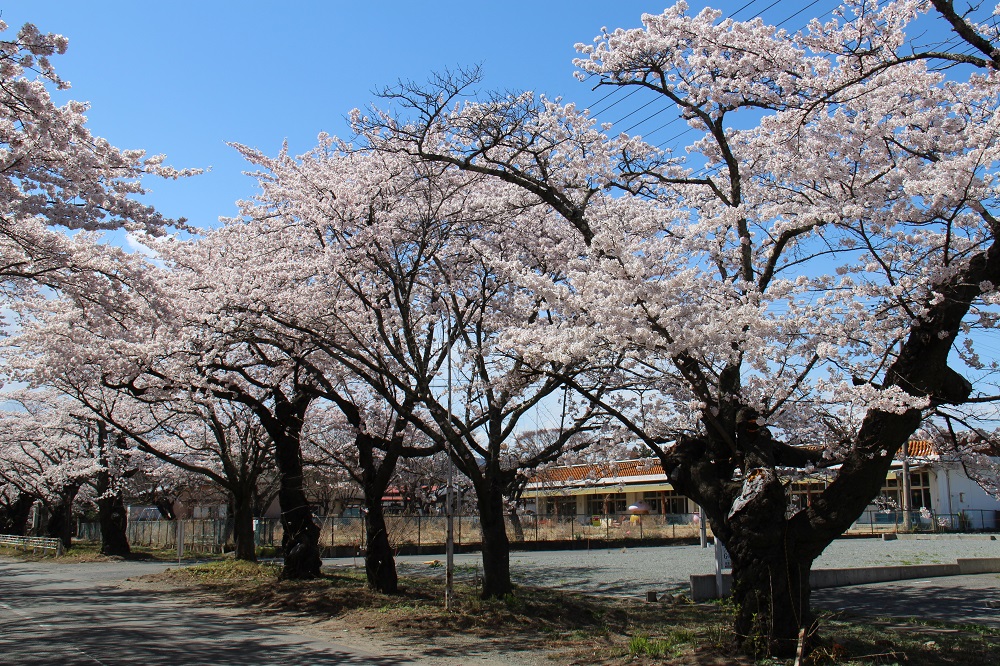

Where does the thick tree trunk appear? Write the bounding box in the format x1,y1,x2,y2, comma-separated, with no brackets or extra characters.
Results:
274,434,321,579
45,484,80,551
729,540,814,658
478,482,513,598
0,492,34,535
357,431,400,593
231,491,257,561
97,490,131,557
723,471,815,658
363,500,398,593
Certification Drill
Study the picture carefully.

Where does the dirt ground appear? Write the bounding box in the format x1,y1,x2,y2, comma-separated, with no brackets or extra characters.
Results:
115,563,745,665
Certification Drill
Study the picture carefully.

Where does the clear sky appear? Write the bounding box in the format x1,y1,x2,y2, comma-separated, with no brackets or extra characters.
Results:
3,1,945,229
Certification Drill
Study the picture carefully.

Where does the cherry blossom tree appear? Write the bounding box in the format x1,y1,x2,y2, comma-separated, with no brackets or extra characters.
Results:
0,20,193,303
304,398,439,593
355,0,1000,655
229,142,611,597
5,251,286,562
0,392,113,550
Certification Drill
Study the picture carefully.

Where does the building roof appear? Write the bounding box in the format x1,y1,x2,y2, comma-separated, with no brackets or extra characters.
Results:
903,440,937,458
530,441,941,489
532,458,665,484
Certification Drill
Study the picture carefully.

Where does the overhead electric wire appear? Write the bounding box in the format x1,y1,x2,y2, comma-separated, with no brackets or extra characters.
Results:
589,87,641,117
622,105,673,134
775,0,828,28
598,0,845,146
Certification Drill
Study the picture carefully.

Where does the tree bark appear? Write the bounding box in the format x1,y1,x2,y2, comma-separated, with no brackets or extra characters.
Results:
97,490,131,557
230,489,257,561
358,431,400,593
45,484,80,551
274,431,322,578
508,509,525,543
253,386,322,580
0,492,34,536
477,481,513,598
724,470,815,658
363,500,398,593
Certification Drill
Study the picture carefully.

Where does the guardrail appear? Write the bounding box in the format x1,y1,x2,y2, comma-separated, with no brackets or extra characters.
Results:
0,534,63,556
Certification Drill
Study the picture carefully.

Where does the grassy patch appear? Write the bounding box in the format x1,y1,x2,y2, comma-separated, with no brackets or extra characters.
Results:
0,541,226,563
800,612,1000,666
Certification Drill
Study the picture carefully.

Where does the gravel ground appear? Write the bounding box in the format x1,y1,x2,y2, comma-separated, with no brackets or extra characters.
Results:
323,534,1000,598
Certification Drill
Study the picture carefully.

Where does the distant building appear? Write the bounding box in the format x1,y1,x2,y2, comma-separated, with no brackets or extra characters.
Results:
525,441,1000,531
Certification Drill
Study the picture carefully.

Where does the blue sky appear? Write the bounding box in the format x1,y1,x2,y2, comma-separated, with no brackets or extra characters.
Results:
5,1,949,229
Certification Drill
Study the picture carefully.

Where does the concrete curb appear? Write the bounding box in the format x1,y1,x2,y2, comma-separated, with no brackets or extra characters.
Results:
689,557,1000,601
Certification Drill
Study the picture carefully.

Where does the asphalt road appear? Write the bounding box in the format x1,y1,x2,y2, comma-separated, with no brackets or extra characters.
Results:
327,534,1000,599
0,558,399,665
811,573,1000,629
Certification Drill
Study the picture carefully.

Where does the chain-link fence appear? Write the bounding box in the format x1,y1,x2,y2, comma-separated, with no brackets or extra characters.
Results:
76,508,999,552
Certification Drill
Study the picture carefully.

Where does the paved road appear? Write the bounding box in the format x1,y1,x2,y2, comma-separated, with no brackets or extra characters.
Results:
326,534,1000,599
812,573,1000,629
0,558,401,665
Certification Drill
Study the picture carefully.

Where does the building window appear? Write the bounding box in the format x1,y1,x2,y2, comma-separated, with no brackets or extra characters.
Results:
643,490,690,515
542,496,577,516
879,470,932,509
587,493,627,516
787,479,828,511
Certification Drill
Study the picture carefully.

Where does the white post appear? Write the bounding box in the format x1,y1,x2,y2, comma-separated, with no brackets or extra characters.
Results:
176,519,185,564
699,505,707,548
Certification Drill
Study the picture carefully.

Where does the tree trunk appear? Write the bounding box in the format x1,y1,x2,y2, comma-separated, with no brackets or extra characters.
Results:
355,430,400,593
274,433,321,579
729,539,815,658
231,490,257,562
363,500,398,593
45,484,80,551
723,475,816,659
0,492,34,536
154,497,176,520
509,509,525,543
97,490,131,557
478,482,513,598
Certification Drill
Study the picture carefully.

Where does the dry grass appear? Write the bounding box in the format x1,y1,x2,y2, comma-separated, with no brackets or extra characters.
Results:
133,560,1000,665
0,541,219,563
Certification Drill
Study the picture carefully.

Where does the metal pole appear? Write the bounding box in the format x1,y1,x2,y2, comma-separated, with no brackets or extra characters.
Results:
445,316,455,611
699,505,707,548
901,441,912,532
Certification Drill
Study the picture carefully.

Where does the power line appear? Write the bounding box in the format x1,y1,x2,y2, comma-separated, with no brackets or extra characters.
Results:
598,0,846,143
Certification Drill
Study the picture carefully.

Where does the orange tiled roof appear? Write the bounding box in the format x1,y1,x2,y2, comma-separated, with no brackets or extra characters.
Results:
532,459,665,484
902,440,938,458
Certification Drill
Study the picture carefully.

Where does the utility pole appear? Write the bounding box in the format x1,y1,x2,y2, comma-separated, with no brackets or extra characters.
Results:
901,440,912,532
445,316,455,610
